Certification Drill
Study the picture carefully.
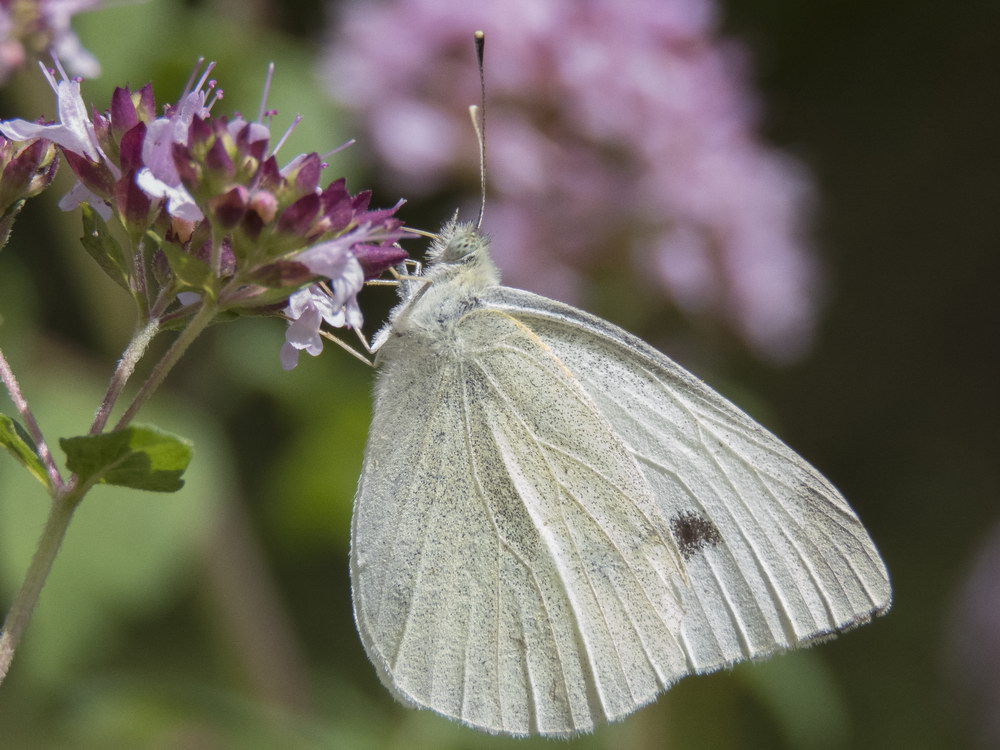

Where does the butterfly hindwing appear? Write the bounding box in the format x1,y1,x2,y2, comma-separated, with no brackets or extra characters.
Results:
353,306,698,735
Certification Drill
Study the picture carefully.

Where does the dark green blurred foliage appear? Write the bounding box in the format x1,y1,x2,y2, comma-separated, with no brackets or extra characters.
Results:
0,0,996,748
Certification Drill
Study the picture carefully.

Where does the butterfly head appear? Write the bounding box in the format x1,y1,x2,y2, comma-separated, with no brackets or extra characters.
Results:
419,218,500,291
426,219,490,266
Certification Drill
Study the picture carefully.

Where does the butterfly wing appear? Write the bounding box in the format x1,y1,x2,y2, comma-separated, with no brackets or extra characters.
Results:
481,286,892,674
352,306,695,736
352,285,891,736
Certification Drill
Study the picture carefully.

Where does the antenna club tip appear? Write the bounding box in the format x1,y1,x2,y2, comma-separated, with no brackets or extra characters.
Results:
474,30,485,40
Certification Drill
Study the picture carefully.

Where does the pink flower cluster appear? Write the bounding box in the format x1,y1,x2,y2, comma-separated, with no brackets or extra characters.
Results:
325,0,819,361
0,62,407,368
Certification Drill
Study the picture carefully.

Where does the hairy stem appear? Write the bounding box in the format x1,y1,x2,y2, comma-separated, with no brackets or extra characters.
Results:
90,319,160,435
0,489,81,684
0,301,220,684
113,301,217,431
0,347,63,490
131,234,150,318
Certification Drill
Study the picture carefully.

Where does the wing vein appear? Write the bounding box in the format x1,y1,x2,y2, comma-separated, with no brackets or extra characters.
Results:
388,459,450,674
693,410,854,626
475,348,684,639
459,365,572,730
477,362,610,715
373,368,450,668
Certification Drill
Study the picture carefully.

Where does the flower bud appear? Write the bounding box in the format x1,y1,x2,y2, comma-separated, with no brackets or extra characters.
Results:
0,137,59,212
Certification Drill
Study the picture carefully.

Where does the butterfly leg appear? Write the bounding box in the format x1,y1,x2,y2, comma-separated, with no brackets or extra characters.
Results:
318,328,375,367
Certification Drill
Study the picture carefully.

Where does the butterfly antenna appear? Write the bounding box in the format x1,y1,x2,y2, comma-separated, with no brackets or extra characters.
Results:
401,226,439,240
471,29,487,231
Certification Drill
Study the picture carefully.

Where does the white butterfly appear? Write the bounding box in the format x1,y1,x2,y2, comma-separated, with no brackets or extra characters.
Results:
351,220,891,737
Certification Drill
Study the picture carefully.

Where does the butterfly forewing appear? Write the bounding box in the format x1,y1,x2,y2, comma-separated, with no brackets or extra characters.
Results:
481,287,892,671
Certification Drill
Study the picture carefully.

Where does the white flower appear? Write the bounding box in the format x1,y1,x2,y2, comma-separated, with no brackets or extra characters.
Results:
57,181,111,220
135,71,216,221
135,97,204,221
135,167,203,222
280,236,366,370
0,71,101,162
226,117,271,145
280,276,364,370
0,64,116,216
295,232,366,286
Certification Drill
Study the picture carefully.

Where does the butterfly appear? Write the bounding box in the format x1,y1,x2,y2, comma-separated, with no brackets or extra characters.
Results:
350,219,891,737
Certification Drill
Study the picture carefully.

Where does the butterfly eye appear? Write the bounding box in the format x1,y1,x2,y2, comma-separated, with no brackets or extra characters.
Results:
441,236,480,263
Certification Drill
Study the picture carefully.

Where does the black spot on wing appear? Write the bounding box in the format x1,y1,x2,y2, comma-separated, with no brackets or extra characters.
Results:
670,510,723,560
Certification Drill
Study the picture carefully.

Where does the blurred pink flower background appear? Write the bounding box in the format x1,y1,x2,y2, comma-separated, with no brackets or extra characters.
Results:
0,0,101,82
325,0,820,362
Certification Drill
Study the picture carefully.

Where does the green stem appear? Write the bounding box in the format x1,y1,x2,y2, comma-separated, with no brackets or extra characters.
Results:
0,347,63,490
113,301,217,431
210,228,223,278
131,234,150,319
0,489,81,685
90,318,160,435
0,302,220,684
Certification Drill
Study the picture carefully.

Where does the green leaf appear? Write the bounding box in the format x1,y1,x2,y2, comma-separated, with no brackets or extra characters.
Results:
158,240,215,296
80,204,130,291
60,425,193,493
0,199,25,253
0,413,51,489
0,367,228,688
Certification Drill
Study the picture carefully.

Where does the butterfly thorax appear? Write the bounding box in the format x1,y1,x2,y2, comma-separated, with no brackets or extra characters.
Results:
375,221,501,367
